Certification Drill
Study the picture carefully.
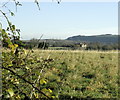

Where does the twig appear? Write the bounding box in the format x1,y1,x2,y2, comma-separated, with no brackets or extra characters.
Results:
24,49,31,61
35,0,40,10
2,0,10,7
2,66,51,99
0,10,14,34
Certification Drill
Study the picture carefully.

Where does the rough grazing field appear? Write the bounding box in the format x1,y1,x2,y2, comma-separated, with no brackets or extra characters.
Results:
30,50,118,99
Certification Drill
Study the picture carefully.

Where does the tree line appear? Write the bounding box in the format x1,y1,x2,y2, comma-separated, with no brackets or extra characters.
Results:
3,38,120,50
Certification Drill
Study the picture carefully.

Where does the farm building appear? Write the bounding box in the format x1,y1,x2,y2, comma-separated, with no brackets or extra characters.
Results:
73,42,87,50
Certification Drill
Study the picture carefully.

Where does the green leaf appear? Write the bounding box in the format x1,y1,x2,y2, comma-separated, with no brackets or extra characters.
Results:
12,25,15,31
40,79,47,84
2,29,5,33
48,89,52,93
7,88,14,97
8,64,13,67
18,69,25,75
52,96,55,98
10,12,15,16
41,88,48,92
7,27,9,31
25,66,29,70
18,3,22,6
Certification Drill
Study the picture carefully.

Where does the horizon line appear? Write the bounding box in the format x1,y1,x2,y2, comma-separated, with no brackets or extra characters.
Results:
20,33,119,40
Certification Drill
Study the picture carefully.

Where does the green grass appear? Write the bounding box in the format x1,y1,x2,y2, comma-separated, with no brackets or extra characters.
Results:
30,50,118,99
48,47,69,50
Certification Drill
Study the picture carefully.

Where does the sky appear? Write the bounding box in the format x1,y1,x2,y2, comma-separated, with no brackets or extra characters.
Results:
0,0,119,2
0,1,118,40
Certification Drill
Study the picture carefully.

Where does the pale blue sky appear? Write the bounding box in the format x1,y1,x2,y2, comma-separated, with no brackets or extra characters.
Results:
1,2,118,40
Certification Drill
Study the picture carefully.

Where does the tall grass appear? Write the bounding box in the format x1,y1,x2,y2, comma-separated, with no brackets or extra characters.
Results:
31,50,118,98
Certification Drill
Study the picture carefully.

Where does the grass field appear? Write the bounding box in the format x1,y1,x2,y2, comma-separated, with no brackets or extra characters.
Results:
29,50,119,99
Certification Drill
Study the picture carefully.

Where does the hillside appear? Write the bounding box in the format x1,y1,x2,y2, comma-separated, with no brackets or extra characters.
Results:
66,34,119,44
20,34,119,50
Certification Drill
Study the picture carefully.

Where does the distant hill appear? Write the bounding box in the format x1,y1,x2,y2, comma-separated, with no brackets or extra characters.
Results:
20,34,120,50
21,34,119,48
66,34,119,44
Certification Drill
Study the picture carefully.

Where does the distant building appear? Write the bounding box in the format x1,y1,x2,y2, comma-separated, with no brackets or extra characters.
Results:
79,43,87,48
74,42,87,50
